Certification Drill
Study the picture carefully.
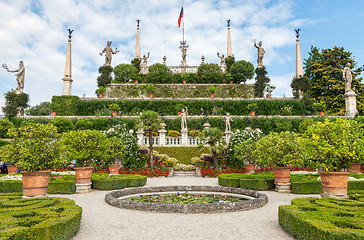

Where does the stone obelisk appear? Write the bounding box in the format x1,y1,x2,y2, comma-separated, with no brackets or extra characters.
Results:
227,19,232,57
135,19,141,59
62,29,73,96
295,29,303,77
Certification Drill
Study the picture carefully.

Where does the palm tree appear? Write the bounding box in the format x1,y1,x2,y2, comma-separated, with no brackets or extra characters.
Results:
198,127,226,168
137,111,162,169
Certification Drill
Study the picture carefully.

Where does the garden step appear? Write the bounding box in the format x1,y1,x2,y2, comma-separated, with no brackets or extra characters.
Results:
173,171,196,177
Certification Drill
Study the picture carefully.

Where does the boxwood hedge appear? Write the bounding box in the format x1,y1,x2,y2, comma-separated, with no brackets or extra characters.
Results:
91,173,147,190
279,197,364,240
0,193,82,239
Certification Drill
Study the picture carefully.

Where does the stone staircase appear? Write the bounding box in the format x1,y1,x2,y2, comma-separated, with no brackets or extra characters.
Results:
172,170,196,177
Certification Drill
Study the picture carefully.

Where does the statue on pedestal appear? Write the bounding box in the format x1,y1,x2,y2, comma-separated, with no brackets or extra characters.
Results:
224,113,233,132
142,52,150,66
254,40,266,68
3,61,25,94
217,52,226,73
180,107,188,130
181,48,187,66
100,41,118,66
343,62,360,93
140,52,150,74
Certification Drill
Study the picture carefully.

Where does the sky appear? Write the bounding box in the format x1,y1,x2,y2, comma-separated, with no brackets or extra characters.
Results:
1,0,364,114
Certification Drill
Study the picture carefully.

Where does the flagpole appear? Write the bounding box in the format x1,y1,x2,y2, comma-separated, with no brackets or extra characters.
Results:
182,5,184,44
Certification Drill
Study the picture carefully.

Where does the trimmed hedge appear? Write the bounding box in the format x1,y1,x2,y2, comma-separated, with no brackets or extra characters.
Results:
91,173,147,190
154,146,208,165
0,193,82,239
51,96,79,116
279,197,364,240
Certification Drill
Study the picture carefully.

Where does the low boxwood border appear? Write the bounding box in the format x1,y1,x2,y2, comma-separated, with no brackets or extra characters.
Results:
91,173,147,190
278,197,364,240
0,193,82,239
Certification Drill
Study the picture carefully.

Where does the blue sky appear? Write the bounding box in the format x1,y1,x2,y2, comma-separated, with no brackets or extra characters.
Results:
0,0,363,114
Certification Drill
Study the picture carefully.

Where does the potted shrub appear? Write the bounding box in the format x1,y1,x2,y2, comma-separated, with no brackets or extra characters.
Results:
96,86,106,98
0,123,61,197
104,127,129,175
225,73,234,84
108,103,120,116
313,102,326,116
61,130,107,193
265,85,275,98
304,118,364,198
0,144,18,174
247,103,258,116
146,84,156,98
252,131,305,191
208,86,217,98
49,102,61,116
181,74,187,84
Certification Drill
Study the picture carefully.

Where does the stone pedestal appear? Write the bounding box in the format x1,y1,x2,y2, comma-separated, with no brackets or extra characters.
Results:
158,129,167,146
203,122,211,129
344,91,357,118
62,77,73,96
195,166,202,177
136,129,144,146
275,183,291,193
76,182,91,194
225,131,232,145
181,129,188,146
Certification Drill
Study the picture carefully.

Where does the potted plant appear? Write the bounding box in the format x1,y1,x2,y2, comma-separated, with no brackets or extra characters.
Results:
95,86,106,98
146,84,156,98
304,118,364,198
108,103,120,116
181,74,187,84
0,123,61,197
0,145,18,174
247,103,258,116
313,102,327,116
105,138,125,175
208,86,217,98
265,85,275,98
252,131,305,192
61,129,107,193
225,73,234,84
50,102,61,116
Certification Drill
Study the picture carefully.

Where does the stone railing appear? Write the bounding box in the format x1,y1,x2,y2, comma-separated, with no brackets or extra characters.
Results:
168,66,198,74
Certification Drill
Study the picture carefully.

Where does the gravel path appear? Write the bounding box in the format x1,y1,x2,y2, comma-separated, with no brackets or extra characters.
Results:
54,176,319,240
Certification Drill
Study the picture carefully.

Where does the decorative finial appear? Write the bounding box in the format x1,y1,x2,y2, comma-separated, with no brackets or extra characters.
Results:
136,19,141,28
295,28,301,39
67,29,74,39
226,19,231,27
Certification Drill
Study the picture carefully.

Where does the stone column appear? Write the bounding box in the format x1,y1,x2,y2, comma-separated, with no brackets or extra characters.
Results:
225,131,232,145
345,91,357,118
62,39,73,96
135,26,140,59
295,38,304,78
227,26,232,57
181,129,188,146
136,129,144,146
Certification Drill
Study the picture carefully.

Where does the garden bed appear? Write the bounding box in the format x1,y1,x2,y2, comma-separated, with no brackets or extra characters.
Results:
278,197,364,240
0,193,82,239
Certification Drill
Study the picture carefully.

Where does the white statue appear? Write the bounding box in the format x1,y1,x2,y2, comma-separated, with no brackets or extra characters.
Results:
343,62,360,93
5,61,25,94
225,113,233,132
100,41,118,66
180,107,188,129
254,41,266,68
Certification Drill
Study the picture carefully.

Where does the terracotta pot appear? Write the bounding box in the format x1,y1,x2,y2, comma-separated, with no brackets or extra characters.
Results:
98,93,103,98
109,164,120,175
7,165,18,175
272,167,291,183
51,112,56,116
267,93,272,98
112,112,117,116
320,171,349,198
229,80,233,84
135,80,138,84
149,94,153,98
319,111,324,116
250,111,255,116
245,164,255,174
22,170,51,197
183,80,186,84
349,163,362,173
210,94,214,98
74,167,93,183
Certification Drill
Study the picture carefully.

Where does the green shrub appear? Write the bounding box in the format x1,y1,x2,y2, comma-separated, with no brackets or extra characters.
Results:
0,118,14,138
154,146,208,165
218,173,275,190
279,197,364,240
91,173,147,190
0,193,81,239
51,117,74,133
51,96,79,116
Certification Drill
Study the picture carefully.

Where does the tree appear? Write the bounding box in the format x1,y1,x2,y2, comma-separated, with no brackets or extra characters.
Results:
131,57,141,73
97,65,113,87
196,63,223,83
225,55,235,72
198,127,226,168
254,67,270,97
2,91,29,117
26,101,51,116
229,60,254,84
137,111,162,169
113,64,138,83
147,63,173,83
290,76,311,98
304,46,364,114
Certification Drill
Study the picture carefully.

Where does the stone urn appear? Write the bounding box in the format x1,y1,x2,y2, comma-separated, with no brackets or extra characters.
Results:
74,167,93,194
109,164,120,175
320,171,349,198
272,167,291,183
22,170,51,197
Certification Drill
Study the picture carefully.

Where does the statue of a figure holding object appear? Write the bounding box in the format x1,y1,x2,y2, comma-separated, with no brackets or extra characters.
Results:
4,61,25,94
254,40,266,68
343,62,360,93
180,107,188,130
100,41,118,66
225,113,233,132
